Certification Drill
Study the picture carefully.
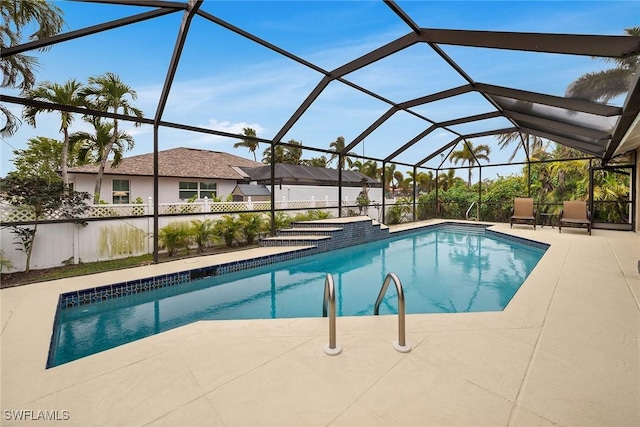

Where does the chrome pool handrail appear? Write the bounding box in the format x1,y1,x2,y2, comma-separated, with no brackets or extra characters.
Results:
374,272,411,353
466,201,477,220
322,273,341,355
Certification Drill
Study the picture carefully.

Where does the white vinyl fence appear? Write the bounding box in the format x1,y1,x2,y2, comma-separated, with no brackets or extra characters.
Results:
1,197,394,273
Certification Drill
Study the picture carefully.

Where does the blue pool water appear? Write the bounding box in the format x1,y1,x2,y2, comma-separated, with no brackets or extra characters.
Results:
49,225,546,367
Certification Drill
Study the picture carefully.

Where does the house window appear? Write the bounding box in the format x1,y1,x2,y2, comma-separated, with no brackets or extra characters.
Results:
179,182,216,200
112,180,130,204
199,182,217,199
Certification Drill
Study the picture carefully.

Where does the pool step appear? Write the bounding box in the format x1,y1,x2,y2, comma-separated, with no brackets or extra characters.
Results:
260,216,390,252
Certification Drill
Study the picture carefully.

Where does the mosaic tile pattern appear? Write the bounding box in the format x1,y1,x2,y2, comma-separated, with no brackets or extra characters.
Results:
262,218,391,252
56,248,314,310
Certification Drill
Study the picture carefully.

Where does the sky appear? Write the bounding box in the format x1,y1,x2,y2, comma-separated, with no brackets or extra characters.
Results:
2,0,638,182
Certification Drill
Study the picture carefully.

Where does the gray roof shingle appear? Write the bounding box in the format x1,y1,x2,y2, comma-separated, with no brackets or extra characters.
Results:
242,164,381,187
67,147,262,180
234,184,272,196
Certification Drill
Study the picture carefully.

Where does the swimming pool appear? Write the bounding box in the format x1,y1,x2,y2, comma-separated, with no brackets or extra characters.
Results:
48,224,547,367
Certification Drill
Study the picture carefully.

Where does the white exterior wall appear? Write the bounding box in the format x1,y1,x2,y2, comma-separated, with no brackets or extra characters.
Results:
273,185,382,205
70,173,382,206
71,174,99,198
70,174,240,204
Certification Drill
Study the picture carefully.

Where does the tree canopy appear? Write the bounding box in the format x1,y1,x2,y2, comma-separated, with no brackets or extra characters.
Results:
1,0,65,137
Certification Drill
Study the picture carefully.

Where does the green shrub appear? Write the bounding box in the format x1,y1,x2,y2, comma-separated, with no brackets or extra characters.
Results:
270,212,291,230
190,219,215,253
213,215,242,247
385,198,412,224
356,191,370,215
292,209,332,221
238,213,267,244
158,222,191,256
417,193,436,220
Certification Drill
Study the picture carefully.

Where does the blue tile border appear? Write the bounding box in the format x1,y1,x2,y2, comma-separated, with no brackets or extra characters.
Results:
485,228,550,250
56,246,316,310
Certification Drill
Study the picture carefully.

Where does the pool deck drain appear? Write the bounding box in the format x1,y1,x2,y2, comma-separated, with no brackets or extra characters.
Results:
1,220,638,426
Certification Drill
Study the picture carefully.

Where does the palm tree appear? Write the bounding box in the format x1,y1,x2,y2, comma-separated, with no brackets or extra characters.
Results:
566,27,640,102
384,163,395,197
80,72,142,202
1,0,64,137
449,140,491,187
262,144,285,164
23,79,85,187
393,170,404,193
363,160,380,180
261,140,302,164
351,159,380,179
70,117,134,201
496,132,547,163
408,170,435,194
591,170,630,223
302,156,329,167
329,136,356,170
398,177,413,196
283,139,302,165
384,164,404,197
233,127,259,161
437,168,458,191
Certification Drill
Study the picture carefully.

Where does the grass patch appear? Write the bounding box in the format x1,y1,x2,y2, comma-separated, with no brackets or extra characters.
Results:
1,254,154,288
0,243,261,288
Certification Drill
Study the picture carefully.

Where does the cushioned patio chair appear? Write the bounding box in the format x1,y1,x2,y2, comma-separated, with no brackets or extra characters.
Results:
509,197,536,230
559,200,591,235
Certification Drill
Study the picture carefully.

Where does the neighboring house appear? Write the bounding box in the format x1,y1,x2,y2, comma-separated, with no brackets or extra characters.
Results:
67,147,383,205
242,163,383,204
67,147,262,204
231,184,272,202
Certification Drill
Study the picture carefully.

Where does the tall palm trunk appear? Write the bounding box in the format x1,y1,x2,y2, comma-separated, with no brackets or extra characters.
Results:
93,140,114,203
61,126,70,187
93,118,118,203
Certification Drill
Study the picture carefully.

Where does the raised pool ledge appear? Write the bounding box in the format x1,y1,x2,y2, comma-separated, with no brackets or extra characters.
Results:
56,245,316,310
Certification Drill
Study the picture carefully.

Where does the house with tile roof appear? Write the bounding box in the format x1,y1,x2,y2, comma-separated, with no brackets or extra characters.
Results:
67,147,383,205
67,147,262,204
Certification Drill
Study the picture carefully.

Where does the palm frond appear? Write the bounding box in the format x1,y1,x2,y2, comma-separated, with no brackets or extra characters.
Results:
565,67,635,103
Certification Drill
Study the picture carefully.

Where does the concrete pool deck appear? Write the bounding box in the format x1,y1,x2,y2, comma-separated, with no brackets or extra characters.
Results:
1,220,638,426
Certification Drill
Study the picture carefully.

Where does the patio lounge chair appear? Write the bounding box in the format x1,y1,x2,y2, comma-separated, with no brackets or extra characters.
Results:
559,200,591,235
509,197,536,230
